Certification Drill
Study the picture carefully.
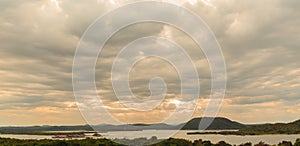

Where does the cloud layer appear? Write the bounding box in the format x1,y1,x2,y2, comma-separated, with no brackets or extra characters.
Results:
0,0,299,126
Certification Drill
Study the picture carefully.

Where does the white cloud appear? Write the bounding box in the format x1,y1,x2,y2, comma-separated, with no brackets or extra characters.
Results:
0,0,299,125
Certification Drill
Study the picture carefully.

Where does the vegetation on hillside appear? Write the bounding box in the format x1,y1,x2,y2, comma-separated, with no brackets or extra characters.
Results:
0,137,299,146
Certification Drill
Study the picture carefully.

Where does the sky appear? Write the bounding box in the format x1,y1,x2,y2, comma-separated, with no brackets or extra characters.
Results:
0,0,299,126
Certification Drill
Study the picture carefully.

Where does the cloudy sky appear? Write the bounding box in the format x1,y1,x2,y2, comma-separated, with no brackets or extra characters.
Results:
0,0,299,126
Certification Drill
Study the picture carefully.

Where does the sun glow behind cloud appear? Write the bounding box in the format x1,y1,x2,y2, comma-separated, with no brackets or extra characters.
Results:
169,99,182,106
0,0,299,126
50,0,62,11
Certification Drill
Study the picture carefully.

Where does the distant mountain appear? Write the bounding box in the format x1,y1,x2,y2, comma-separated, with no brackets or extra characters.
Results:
0,125,93,134
0,123,180,134
91,117,246,131
1,117,300,135
181,117,245,130
92,123,180,132
0,117,244,133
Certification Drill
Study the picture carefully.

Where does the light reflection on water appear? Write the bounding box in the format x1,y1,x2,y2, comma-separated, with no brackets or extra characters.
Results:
1,130,300,145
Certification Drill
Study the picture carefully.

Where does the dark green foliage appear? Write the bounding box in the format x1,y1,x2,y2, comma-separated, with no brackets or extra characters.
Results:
239,142,252,146
279,141,292,146
254,141,270,146
0,138,300,146
215,141,232,146
294,139,300,146
114,137,160,146
150,138,192,146
0,138,123,146
202,140,213,146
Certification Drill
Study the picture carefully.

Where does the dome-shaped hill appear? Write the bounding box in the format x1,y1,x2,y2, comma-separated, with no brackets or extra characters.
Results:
181,117,245,130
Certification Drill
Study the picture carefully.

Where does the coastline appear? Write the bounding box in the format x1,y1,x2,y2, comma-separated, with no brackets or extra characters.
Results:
0,137,299,146
187,131,300,136
2,130,300,136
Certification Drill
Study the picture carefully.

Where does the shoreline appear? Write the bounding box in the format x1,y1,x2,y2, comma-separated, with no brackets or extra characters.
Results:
187,131,300,136
2,130,300,136
0,137,299,146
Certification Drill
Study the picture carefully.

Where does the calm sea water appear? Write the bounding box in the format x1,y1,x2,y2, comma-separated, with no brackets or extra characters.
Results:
1,130,300,145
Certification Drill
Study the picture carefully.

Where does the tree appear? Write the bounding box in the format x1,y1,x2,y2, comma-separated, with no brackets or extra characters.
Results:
294,139,300,146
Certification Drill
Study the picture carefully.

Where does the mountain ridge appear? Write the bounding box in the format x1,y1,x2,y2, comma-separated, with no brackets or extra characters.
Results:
1,117,300,134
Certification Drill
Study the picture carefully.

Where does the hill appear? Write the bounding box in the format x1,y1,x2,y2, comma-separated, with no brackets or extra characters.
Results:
1,117,300,135
181,117,245,130
237,119,300,135
0,117,243,133
292,119,300,125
